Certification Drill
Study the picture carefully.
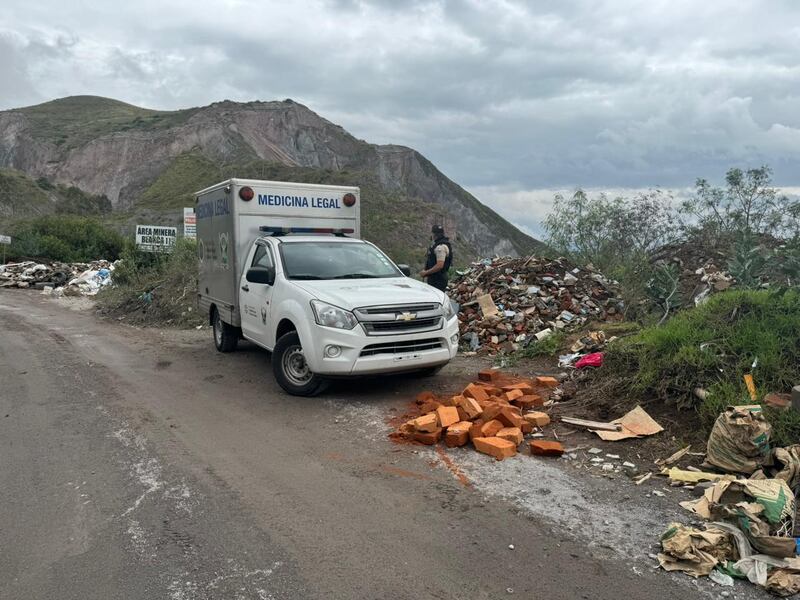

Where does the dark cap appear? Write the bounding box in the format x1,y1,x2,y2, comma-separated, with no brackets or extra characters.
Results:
431,224,444,235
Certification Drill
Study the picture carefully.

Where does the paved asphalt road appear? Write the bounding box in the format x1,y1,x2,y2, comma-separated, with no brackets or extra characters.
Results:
0,290,703,600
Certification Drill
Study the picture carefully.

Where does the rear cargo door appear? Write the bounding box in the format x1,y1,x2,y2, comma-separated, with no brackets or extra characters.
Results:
239,242,275,347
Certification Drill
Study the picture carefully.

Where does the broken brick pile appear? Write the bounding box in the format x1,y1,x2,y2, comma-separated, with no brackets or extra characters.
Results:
394,369,565,461
448,256,623,354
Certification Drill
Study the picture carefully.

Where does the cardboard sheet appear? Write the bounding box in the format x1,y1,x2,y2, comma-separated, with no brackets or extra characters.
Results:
595,405,664,441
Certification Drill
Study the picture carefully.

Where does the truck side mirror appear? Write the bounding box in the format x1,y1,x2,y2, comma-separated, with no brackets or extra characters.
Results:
246,266,275,286
397,264,411,277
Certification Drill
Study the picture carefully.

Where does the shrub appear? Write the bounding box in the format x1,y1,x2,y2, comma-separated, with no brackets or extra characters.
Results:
7,215,125,262
96,238,202,327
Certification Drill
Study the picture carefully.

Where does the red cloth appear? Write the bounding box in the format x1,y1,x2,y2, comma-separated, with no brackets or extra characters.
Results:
575,352,604,369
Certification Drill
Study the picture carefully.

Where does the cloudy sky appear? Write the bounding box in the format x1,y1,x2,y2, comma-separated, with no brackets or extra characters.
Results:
2,0,799,235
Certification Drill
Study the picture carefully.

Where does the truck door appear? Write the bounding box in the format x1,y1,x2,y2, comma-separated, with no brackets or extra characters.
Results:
239,242,276,347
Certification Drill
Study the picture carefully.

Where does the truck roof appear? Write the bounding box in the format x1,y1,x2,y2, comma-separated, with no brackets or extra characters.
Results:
194,178,360,197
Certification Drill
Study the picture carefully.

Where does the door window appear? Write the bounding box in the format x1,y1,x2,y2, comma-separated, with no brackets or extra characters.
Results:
251,244,274,269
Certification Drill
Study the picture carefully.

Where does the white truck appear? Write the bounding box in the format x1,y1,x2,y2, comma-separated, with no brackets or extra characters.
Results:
195,179,460,396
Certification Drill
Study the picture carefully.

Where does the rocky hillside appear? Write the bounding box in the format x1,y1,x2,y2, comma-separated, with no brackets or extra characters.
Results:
0,95,543,264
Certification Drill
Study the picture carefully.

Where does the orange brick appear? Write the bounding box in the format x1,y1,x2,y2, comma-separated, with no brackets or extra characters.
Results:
414,428,443,445
524,411,550,427
469,420,486,442
520,421,533,434
535,376,560,389
481,402,504,422
436,406,460,428
497,427,524,445
497,407,524,428
464,383,490,403
444,421,472,448
416,391,436,404
504,389,524,402
474,437,517,460
456,406,470,422
480,419,504,437
478,369,503,382
513,394,544,409
502,383,535,395
479,385,504,397
529,440,564,457
414,413,439,433
455,395,483,419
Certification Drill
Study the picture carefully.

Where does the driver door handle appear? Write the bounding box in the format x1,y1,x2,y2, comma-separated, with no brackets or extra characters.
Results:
241,284,249,292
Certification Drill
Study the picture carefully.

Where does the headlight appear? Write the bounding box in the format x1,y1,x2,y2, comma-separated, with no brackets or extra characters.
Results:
311,300,358,330
443,296,459,319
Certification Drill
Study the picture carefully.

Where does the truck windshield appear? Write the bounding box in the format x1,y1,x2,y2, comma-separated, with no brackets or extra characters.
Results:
280,241,402,280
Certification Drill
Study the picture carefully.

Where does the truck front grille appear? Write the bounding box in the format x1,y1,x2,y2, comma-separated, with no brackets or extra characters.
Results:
353,303,444,336
360,338,443,357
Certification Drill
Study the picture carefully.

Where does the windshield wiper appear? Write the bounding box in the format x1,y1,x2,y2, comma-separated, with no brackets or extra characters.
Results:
290,274,325,280
331,273,381,279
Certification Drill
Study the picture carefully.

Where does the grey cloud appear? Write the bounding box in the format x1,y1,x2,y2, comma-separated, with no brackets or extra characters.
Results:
1,0,800,207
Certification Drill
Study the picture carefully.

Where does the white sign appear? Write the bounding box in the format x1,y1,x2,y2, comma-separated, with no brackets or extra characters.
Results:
0,235,10,245
135,225,176,253
183,207,196,239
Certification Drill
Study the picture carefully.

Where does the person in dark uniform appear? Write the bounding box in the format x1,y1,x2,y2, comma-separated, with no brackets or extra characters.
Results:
419,224,452,291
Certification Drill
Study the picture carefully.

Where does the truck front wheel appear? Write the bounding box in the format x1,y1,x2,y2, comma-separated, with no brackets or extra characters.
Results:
272,331,329,396
212,308,238,353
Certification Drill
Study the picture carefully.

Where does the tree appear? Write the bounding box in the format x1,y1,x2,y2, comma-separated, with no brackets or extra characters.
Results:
679,166,799,241
543,189,677,275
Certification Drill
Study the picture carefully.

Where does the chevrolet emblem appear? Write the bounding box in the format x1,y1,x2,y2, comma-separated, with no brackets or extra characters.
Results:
396,312,417,321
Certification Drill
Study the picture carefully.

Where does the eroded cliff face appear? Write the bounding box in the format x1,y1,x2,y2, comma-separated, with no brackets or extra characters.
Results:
0,97,539,257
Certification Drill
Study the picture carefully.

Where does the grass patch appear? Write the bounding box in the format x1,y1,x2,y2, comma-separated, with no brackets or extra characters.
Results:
604,289,800,445
96,239,203,328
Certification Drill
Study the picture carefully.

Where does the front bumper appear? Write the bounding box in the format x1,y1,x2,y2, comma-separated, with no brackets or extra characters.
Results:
304,316,459,376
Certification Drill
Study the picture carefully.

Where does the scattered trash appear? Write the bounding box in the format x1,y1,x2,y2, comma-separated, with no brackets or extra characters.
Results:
593,405,664,441
0,259,116,296
657,522,733,577
704,405,771,475
709,569,734,586
658,403,800,597
655,445,692,467
574,352,604,369
664,468,736,485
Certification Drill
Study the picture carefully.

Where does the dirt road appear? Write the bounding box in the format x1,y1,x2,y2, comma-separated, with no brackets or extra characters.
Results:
0,290,730,599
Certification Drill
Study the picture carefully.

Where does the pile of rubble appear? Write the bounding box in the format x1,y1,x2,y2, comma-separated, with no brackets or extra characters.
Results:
0,260,115,296
393,369,565,460
448,256,623,354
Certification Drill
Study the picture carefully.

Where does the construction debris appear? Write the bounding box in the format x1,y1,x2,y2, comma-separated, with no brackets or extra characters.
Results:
448,256,624,354
0,260,116,296
393,372,562,461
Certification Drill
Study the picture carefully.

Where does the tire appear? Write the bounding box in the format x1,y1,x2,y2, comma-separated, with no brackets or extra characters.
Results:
272,331,329,396
212,308,238,353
